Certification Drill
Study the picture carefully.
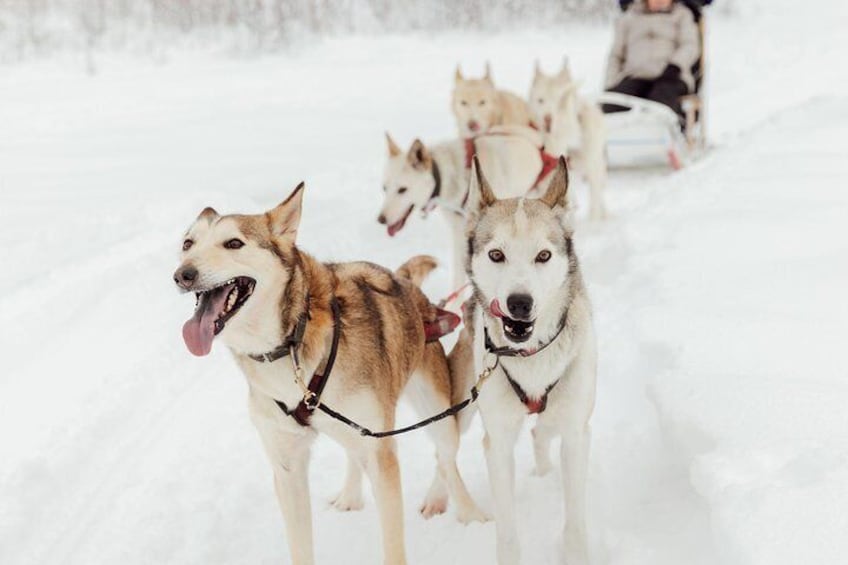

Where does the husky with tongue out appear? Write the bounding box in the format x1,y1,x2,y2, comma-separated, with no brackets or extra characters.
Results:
173,184,486,565
449,157,597,565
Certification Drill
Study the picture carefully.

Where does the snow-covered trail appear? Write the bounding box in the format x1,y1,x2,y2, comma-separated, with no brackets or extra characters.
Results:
2,2,847,564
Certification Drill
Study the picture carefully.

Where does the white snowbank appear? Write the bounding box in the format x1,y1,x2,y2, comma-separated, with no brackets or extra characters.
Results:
1,2,847,564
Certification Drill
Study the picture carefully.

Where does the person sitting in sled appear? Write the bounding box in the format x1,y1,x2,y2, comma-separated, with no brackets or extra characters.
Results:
602,0,700,123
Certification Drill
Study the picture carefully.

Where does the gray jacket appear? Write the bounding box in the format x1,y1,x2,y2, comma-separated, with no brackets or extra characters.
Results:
605,1,700,91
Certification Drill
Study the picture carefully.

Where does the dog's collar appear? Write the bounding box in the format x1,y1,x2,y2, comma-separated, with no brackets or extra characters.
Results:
484,311,568,415
248,304,309,363
421,161,444,217
431,160,442,201
483,311,568,358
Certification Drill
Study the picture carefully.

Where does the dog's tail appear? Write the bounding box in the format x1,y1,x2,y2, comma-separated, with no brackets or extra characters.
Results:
395,255,438,287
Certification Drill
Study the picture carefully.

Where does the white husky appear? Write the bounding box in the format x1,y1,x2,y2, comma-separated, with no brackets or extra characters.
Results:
528,59,608,220
378,130,557,291
451,157,597,565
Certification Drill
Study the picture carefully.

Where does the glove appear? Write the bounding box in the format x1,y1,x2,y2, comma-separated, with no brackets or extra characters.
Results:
660,64,681,81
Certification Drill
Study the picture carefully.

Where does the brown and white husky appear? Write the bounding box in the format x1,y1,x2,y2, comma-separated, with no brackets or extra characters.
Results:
173,184,485,565
452,63,533,138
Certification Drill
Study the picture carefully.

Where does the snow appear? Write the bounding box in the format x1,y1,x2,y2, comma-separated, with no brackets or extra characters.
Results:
2,2,848,564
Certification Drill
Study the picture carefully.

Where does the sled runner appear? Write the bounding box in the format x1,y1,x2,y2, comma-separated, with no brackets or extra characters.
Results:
600,0,710,170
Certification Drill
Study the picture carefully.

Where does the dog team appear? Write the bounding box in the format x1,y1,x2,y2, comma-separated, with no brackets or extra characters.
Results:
174,60,600,565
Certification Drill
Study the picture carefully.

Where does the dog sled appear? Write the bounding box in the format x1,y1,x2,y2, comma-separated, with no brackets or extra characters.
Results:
599,0,711,170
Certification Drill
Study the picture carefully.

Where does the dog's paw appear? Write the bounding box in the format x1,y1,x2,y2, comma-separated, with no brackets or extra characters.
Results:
330,490,364,512
455,505,490,525
419,495,448,519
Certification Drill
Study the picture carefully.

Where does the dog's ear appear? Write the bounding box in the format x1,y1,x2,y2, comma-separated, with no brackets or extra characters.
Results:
455,65,464,83
196,207,219,222
540,156,569,209
268,182,305,239
407,138,431,170
385,131,401,157
483,62,494,85
472,156,497,209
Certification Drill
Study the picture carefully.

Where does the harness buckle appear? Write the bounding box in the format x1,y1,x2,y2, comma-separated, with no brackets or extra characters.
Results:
303,391,319,410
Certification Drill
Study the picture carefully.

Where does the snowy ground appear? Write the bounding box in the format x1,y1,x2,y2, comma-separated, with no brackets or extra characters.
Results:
2,2,847,564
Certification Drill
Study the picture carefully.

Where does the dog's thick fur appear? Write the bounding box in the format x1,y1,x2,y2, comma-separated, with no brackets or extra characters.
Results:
450,159,597,564
379,131,551,291
174,185,485,565
452,63,533,138
529,60,609,220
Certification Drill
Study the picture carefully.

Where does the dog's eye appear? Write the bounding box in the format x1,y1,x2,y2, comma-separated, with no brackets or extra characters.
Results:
224,238,245,250
460,100,468,107
398,187,407,195
478,100,486,106
535,250,552,263
382,185,387,192
538,98,544,104
182,239,193,251
488,249,505,263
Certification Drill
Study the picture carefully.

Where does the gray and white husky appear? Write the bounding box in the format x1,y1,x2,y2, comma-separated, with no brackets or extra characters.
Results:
450,156,597,565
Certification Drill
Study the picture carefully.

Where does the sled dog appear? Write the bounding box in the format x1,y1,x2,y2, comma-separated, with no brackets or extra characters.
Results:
173,184,485,565
379,131,556,291
453,63,533,139
528,59,608,220
451,157,597,565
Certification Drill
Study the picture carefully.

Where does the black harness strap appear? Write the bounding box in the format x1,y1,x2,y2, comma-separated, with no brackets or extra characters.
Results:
315,379,486,438
247,311,308,363
483,321,567,359
483,314,569,415
253,299,342,427
256,298,572,435
430,160,442,201
502,365,560,415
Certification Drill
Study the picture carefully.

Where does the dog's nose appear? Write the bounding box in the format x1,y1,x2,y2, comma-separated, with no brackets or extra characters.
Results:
377,214,387,225
506,294,533,320
543,114,553,132
468,120,480,133
174,266,198,289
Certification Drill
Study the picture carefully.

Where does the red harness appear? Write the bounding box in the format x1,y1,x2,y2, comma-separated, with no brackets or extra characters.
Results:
464,136,559,189
424,308,461,342
536,150,559,188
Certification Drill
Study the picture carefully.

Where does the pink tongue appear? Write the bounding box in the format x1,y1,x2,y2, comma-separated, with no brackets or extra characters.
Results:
490,299,505,318
387,220,404,237
182,286,231,357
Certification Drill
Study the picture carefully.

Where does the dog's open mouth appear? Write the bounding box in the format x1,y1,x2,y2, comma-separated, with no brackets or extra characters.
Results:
490,298,535,343
502,316,535,343
387,205,414,237
182,276,255,356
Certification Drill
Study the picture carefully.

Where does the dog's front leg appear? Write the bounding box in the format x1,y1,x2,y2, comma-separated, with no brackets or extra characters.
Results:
249,393,316,565
481,411,523,565
272,453,314,565
365,440,407,565
559,419,591,565
531,421,556,477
